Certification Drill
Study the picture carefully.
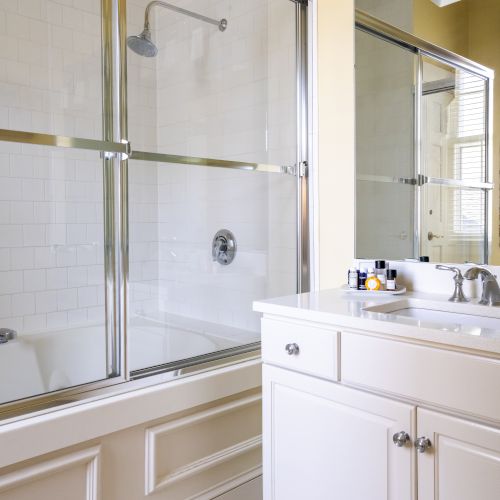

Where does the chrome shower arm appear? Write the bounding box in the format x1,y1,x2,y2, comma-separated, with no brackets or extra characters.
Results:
144,0,227,31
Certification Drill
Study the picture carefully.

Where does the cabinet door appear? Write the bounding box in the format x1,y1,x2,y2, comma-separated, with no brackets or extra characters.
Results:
263,365,415,500
417,409,500,500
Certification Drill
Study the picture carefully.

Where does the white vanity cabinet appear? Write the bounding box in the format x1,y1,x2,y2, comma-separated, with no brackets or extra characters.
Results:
417,409,500,500
259,314,500,500
263,364,415,500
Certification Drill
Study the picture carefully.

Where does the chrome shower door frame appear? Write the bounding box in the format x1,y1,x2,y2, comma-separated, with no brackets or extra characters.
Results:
296,0,310,293
0,0,311,420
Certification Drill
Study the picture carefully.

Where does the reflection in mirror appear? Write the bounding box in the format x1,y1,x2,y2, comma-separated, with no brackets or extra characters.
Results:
355,0,500,265
355,4,494,264
421,57,487,263
355,29,415,260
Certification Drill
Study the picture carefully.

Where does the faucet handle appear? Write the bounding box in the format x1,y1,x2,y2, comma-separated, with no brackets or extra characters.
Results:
435,265,469,303
435,264,463,278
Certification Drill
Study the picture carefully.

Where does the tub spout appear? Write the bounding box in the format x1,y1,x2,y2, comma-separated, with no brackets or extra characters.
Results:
0,328,17,344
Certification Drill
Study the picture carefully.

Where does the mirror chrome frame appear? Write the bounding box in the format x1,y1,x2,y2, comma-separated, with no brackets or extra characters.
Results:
355,9,495,263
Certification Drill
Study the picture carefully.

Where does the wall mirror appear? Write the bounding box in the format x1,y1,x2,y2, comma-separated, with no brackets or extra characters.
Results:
355,0,499,265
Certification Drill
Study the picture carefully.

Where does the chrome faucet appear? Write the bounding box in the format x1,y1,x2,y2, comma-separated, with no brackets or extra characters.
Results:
435,265,469,302
464,267,500,306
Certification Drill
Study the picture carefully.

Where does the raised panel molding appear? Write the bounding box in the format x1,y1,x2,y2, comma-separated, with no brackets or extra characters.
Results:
145,394,262,497
0,445,101,500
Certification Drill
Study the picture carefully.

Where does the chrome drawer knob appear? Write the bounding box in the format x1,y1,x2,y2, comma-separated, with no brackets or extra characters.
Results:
392,431,410,447
285,343,299,355
415,436,432,453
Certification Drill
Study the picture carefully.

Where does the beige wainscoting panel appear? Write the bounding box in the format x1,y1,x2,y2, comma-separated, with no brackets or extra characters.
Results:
145,393,262,499
0,446,100,500
215,476,263,500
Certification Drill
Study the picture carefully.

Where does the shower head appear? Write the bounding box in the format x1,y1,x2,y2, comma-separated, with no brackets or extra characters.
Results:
127,28,158,57
127,1,227,58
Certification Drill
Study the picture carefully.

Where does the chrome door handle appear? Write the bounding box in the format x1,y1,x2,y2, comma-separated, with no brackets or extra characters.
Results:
285,343,299,355
392,431,410,447
415,436,432,453
428,231,443,241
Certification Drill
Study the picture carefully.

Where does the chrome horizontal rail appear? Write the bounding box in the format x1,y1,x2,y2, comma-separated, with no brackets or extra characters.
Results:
355,9,494,79
129,149,284,174
357,173,493,190
0,129,129,156
356,173,417,185
0,129,287,174
426,177,493,190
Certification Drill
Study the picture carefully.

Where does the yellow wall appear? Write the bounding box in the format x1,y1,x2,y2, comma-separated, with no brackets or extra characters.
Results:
413,0,469,56
317,0,355,288
414,0,500,265
467,0,500,264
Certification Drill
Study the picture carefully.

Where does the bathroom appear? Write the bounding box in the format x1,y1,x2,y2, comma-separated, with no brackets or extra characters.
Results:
0,0,499,499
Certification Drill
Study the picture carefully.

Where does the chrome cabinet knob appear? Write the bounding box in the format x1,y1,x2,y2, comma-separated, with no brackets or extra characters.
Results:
415,436,432,453
392,431,410,447
285,343,299,355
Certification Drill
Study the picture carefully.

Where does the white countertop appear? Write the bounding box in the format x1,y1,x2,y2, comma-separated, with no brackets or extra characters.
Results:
254,289,500,355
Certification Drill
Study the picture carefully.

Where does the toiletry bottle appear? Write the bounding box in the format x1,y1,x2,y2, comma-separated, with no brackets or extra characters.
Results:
375,260,387,289
386,269,398,291
359,268,367,290
348,267,359,289
367,267,375,278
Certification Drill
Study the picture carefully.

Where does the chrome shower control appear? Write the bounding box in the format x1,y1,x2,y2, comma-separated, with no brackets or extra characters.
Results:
285,343,299,355
212,229,236,265
392,431,410,447
415,436,432,453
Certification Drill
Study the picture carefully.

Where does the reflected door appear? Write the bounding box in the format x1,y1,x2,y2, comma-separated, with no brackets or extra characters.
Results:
421,87,454,261
420,57,488,264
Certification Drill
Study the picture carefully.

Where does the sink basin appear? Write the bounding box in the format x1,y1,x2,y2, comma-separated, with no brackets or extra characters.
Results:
384,307,500,330
363,299,500,335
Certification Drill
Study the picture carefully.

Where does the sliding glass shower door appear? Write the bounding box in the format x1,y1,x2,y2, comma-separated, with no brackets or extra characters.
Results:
126,0,303,375
0,0,114,406
0,0,308,412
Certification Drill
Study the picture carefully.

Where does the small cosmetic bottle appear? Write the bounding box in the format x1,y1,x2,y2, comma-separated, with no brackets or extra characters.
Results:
348,267,359,289
359,269,368,290
386,269,398,291
375,260,387,289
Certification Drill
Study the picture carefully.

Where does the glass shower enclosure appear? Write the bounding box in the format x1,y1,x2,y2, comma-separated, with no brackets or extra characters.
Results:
0,0,309,415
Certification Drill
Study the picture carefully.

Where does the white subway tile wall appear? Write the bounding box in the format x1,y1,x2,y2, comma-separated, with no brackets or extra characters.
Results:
0,142,104,333
0,0,104,334
0,0,297,342
128,0,297,334
0,0,102,138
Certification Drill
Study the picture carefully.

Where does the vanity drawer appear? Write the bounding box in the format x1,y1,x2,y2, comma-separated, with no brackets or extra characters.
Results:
341,331,500,422
261,318,339,381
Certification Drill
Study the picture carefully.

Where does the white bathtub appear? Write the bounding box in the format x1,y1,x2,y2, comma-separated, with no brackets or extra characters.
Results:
0,315,258,405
